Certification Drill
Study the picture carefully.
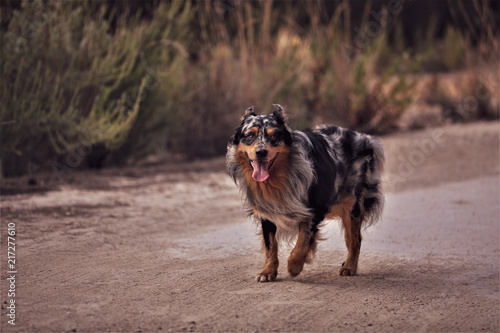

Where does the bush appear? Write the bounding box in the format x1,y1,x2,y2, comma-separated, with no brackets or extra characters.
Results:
1,0,497,177
414,23,468,73
0,0,191,175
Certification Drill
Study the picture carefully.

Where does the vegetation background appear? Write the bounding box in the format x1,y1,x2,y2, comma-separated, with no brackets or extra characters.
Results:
1,0,498,177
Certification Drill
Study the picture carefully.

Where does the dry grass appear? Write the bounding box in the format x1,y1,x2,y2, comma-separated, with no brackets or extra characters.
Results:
1,0,498,176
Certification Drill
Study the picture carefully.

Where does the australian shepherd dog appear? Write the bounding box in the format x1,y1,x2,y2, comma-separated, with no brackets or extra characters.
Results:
226,105,385,282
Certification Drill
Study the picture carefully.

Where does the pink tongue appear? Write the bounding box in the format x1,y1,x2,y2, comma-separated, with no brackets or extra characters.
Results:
252,161,270,182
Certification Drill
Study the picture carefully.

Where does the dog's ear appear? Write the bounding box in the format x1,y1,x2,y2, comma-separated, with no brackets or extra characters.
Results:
272,104,293,145
272,104,287,125
232,106,254,144
229,126,242,145
244,106,256,117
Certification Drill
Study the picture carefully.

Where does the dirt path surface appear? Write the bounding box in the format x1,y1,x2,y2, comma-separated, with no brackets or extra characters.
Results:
1,121,499,332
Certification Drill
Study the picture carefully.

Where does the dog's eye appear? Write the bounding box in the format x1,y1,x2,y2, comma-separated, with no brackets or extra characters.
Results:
269,133,281,142
243,133,256,144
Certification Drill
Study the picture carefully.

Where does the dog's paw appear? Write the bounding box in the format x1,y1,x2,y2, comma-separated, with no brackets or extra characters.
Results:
255,271,277,282
287,258,305,277
338,262,357,276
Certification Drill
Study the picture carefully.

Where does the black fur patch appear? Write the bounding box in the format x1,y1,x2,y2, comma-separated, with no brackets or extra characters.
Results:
302,130,338,223
261,219,277,250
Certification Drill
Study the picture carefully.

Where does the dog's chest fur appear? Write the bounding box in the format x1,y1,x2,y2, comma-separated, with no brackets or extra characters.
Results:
242,136,316,235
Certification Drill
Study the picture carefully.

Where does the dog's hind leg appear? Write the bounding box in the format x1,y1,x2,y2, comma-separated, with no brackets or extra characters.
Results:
287,222,318,277
328,196,361,276
256,219,279,282
339,212,362,276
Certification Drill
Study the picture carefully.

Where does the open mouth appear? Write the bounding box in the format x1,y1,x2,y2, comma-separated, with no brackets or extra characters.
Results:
247,153,279,182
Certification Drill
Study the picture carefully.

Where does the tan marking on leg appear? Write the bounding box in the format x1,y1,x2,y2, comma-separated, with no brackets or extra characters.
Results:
256,230,279,282
326,196,362,276
329,196,361,276
338,214,362,276
287,223,317,277
325,196,356,220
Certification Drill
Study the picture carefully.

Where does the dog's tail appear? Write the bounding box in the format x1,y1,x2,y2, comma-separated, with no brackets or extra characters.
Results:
358,136,385,227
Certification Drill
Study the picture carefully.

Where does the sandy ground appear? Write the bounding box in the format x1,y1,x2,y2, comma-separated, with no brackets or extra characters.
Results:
1,121,499,332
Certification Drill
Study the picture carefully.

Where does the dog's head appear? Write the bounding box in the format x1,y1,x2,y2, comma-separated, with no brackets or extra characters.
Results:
229,104,292,182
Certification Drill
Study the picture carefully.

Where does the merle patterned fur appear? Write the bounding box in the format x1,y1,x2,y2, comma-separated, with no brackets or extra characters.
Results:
226,105,384,281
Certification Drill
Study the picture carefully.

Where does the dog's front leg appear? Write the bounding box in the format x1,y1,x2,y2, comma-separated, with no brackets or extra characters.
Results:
288,222,317,277
256,219,279,282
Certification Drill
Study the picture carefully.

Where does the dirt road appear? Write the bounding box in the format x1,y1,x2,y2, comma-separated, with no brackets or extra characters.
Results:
1,121,499,332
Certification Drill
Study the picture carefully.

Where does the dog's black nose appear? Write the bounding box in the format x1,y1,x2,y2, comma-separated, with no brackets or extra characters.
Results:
256,149,268,159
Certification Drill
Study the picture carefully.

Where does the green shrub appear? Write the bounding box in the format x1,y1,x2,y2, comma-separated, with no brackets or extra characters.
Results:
442,25,466,71
414,23,467,73
0,0,191,175
105,1,192,164
0,0,496,177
